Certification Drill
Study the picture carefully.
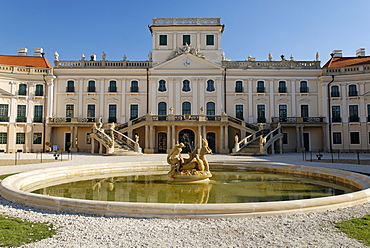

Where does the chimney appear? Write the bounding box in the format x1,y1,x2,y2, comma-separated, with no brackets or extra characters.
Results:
33,48,43,57
18,48,28,56
356,48,365,57
332,50,342,58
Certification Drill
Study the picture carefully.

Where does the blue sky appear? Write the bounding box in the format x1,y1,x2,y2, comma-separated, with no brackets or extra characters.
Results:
1,0,369,64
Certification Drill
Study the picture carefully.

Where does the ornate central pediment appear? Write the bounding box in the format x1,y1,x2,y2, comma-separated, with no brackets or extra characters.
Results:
168,44,206,60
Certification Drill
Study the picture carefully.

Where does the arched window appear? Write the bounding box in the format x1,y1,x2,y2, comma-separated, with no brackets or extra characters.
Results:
18,84,27,95
331,85,340,97
300,81,308,93
158,80,166,92
109,80,117,92
35,84,44,96
182,80,191,92
349,85,358,96
130,81,139,92
278,81,287,93
257,81,265,93
88,80,95,92
182,102,191,115
206,102,215,120
158,102,167,120
235,81,243,92
67,80,75,92
206,80,215,92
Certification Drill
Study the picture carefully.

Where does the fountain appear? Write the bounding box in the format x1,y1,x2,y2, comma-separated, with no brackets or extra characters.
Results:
167,139,212,182
1,145,370,218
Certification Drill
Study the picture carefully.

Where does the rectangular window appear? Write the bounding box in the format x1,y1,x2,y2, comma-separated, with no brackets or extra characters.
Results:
301,105,309,118
17,105,26,122
0,104,9,122
159,35,167,46
130,105,138,120
16,133,25,144
282,133,288,144
332,106,341,122
349,105,359,122
183,35,191,45
331,86,340,97
66,104,74,118
333,132,342,144
206,35,214,45
257,105,266,123
34,105,43,123
350,132,360,144
35,85,44,96
235,105,244,120
33,133,42,144
108,104,117,123
279,105,287,118
0,133,7,144
87,105,95,117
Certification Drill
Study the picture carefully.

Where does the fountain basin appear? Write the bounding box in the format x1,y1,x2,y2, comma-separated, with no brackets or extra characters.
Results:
1,161,370,218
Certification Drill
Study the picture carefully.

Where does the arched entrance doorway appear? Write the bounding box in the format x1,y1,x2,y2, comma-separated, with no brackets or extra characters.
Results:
178,129,195,153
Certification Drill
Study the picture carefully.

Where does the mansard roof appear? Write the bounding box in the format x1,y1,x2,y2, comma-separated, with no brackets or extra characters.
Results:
0,55,52,68
323,56,370,68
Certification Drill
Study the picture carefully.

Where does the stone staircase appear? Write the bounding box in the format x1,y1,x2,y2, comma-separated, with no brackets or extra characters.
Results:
231,124,283,156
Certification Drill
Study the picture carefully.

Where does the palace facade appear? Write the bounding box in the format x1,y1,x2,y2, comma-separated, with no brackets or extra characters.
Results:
1,18,370,154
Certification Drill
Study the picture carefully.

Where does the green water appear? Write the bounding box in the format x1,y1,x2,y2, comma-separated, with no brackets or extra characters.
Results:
32,170,354,204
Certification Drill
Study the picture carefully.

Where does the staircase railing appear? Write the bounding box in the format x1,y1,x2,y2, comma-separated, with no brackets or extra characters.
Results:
109,129,136,151
261,123,283,154
89,126,114,154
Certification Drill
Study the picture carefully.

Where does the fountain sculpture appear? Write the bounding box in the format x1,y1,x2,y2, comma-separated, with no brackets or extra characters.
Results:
167,139,212,181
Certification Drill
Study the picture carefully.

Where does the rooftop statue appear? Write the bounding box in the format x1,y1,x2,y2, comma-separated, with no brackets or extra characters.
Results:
167,139,212,181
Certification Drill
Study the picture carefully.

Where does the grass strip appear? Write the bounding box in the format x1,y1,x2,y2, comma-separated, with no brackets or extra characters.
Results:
0,215,56,247
336,215,370,246
0,173,17,180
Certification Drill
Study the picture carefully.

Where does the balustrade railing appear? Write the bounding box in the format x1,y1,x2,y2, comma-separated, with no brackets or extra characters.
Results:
271,117,325,123
0,64,52,75
55,60,152,69
222,60,320,69
323,64,370,75
152,18,221,26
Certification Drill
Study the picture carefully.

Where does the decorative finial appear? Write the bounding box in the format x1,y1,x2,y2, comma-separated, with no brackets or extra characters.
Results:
102,51,106,61
316,52,320,61
54,51,59,61
81,54,85,60
268,52,273,61
290,55,294,61
123,54,127,61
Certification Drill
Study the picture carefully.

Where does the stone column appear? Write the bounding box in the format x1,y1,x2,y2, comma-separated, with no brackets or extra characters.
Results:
172,125,176,146
269,79,275,121
220,124,224,151
291,79,296,116
167,125,171,153
198,125,202,149
296,126,301,151
248,79,253,123
145,125,149,152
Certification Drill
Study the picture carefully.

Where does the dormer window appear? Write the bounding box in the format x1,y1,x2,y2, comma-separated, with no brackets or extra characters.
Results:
159,35,167,46
183,35,191,45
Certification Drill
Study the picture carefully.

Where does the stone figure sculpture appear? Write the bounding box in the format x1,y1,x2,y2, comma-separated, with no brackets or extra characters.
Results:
167,139,212,181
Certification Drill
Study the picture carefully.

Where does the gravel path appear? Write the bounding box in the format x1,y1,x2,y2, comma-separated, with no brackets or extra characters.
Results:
0,153,369,247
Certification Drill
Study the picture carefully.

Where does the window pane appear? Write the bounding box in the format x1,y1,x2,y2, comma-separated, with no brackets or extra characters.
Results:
279,105,287,117
331,86,339,97
19,84,27,95
206,80,215,92
236,105,244,120
87,105,95,117
235,81,243,92
0,133,7,144
278,81,287,93
206,102,215,115
257,105,266,123
300,81,308,93
182,80,190,92
34,105,43,123
35,85,44,96
158,80,166,92
16,133,25,144
158,102,167,115
66,105,74,118
349,105,359,122
33,133,42,144
67,81,75,92
88,81,95,92
159,35,167,46
0,104,9,122
109,81,117,92
182,102,191,115
183,35,190,45
108,105,117,123
257,81,265,93
301,105,309,118
206,35,214,45
350,132,360,144
130,105,138,120
131,81,139,92
333,132,342,144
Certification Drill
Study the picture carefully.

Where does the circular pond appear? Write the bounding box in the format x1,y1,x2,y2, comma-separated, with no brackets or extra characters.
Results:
31,169,355,204
1,161,370,218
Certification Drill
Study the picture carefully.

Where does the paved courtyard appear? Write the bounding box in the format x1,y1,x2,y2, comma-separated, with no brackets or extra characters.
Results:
0,152,370,247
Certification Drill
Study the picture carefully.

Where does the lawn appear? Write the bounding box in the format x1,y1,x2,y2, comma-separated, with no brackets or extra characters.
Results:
336,215,370,246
